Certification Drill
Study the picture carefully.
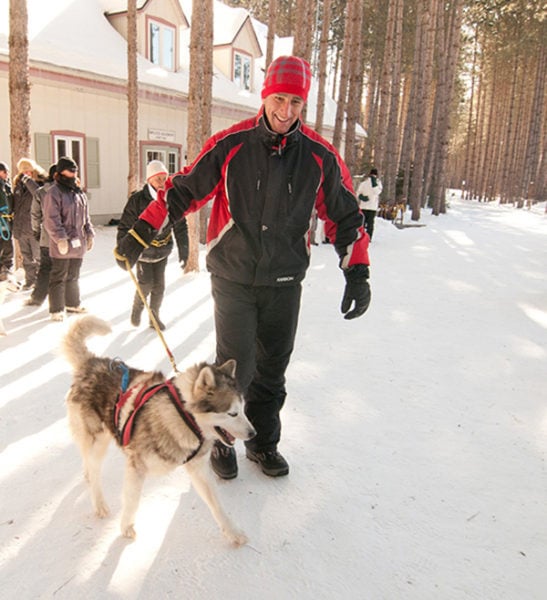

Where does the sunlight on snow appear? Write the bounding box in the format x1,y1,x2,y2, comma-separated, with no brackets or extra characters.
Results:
511,336,546,360
79,480,191,595
518,303,547,331
444,230,475,247
444,279,480,293
390,308,411,323
0,419,71,482
1,357,67,406
0,471,81,564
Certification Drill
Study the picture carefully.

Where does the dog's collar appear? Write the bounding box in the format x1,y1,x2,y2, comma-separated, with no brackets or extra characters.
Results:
115,378,204,463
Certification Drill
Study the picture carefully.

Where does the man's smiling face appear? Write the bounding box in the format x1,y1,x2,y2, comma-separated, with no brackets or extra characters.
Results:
263,93,305,135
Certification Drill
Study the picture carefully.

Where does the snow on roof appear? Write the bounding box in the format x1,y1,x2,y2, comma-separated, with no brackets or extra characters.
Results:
0,0,364,134
212,1,250,46
99,0,149,13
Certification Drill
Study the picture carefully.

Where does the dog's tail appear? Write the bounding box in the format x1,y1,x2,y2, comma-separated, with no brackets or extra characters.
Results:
60,315,112,370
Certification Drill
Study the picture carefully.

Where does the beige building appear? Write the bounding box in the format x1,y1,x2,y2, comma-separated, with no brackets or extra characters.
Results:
0,0,361,222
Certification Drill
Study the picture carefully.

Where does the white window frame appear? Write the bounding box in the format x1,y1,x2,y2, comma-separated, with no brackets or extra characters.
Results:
149,18,175,71
233,51,252,91
53,133,85,185
143,146,180,182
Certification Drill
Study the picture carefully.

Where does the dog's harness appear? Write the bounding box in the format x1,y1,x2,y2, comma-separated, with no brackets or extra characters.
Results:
112,362,204,463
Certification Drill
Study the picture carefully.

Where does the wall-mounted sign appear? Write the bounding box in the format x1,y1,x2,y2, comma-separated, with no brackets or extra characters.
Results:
148,128,176,142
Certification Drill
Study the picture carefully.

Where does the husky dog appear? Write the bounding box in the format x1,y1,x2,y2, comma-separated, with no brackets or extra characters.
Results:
61,315,255,545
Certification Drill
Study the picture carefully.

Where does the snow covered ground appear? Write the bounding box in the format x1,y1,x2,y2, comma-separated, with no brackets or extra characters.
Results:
1,195,546,599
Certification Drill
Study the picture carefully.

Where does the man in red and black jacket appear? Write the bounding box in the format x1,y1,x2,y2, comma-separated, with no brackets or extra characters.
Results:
115,56,371,480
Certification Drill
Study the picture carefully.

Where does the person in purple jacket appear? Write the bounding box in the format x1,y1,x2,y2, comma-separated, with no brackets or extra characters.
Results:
43,157,94,322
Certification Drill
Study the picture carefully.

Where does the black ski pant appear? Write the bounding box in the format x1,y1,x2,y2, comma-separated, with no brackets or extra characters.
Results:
0,237,14,274
361,209,377,240
17,234,40,286
30,245,52,304
133,258,167,315
48,257,82,313
211,275,302,452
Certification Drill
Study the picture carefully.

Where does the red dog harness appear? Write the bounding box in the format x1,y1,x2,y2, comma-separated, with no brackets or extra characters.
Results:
114,379,204,463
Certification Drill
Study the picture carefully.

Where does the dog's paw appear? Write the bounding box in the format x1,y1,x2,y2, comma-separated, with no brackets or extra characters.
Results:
223,527,248,547
121,523,137,539
94,502,110,519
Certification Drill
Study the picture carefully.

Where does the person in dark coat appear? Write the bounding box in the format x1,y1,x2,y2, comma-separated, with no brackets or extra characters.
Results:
0,162,14,280
115,56,371,479
12,158,47,290
25,164,56,306
117,160,189,330
43,157,94,321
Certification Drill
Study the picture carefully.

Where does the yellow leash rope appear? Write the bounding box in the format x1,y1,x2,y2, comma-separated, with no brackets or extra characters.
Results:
122,256,179,374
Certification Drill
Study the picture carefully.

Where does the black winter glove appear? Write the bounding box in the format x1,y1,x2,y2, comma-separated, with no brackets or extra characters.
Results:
114,219,155,270
341,264,371,320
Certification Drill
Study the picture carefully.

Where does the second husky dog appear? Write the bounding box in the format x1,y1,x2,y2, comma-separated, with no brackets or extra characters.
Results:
61,315,255,545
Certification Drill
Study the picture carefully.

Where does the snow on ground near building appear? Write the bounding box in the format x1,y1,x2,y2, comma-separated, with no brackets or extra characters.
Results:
1,195,546,599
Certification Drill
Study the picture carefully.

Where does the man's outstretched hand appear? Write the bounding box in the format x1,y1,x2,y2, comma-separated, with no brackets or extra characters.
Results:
341,264,371,320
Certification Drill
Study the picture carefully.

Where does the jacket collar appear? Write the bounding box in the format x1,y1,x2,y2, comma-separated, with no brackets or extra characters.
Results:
256,108,301,156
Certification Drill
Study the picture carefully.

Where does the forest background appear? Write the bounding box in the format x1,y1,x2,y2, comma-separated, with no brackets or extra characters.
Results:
7,0,546,269
224,0,546,221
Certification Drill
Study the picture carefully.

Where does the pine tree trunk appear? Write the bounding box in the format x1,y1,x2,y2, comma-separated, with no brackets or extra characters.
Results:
332,0,355,150
429,0,463,216
521,47,546,204
343,0,364,173
408,0,435,220
265,0,277,69
127,0,139,196
199,0,213,244
314,0,331,135
382,0,403,205
9,0,31,170
375,0,397,176
462,30,478,200
499,55,519,204
185,0,211,273
293,0,314,63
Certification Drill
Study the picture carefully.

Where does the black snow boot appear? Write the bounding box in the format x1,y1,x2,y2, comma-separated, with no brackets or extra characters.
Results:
130,296,143,327
149,295,165,330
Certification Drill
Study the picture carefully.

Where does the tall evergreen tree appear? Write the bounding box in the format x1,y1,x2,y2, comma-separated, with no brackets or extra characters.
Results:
9,0,31,169
127,0,139,195
185,0,213,272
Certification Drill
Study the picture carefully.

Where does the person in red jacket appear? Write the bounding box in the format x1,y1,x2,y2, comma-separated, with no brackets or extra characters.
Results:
115,56,371,479
117,160,188,330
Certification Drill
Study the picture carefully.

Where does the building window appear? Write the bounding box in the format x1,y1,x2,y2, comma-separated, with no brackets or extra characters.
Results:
54,134,85,183
233,52,251,91
143,146,180,181
167,151,177,174
149,19,175,71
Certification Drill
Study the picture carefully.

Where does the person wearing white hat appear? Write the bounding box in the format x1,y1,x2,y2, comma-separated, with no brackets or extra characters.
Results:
117,160,188,330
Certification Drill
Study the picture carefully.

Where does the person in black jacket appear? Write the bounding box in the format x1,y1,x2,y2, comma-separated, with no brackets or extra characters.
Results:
25,164,57,307
0,162,14,280
115,56,371,479
117,160,188,330
12,158,47,290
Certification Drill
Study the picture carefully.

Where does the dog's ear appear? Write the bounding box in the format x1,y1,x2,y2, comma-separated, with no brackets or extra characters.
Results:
195,365,216,393
218,359,237,379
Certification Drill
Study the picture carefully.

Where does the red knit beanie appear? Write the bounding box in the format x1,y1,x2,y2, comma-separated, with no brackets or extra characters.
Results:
261,56,312,102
